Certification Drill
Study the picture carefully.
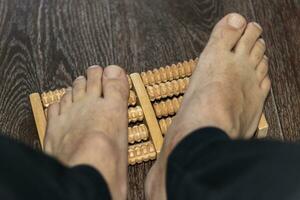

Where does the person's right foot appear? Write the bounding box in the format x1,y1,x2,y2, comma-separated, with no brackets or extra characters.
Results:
145,13,271,200
45,65,129,200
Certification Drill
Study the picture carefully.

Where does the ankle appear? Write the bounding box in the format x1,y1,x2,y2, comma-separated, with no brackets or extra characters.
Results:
169,104,240,144
210,108,240,139
187,83,242,138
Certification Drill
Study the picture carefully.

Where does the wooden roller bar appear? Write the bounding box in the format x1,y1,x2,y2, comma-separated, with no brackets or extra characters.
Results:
41,89,66,107
146,77,190,101
153,96,183,118
41,88,137,107
41,88,140,123
128,141,157,165
141,58,198,86
128,106,144,123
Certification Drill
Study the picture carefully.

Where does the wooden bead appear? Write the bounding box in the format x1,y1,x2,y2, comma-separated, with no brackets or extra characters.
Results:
128,106,144,123
172,64,180,79
140,58,198,86
128,141,156,165
128,124,149,144
159,117,173,135
153,68,161,84
153,96,183,118
127,75,132,89
146,78,189,101
128,90,137,106
159,66,168,83
182,58,198,77
41,89,66,107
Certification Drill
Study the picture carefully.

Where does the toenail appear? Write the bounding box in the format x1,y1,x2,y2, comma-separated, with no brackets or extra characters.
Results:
76,75,85,79
227,13,246,29
259,38,265,45
263,55,269,60
252,22,262,30
104,65,123,78
88,65,100,69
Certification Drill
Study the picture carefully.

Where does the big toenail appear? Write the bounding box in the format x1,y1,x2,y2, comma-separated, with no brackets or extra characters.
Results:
253,22,262,30
263,55,269,60
104,65,122,78
76,76,85,79
88,65,100,69
228,14,245,29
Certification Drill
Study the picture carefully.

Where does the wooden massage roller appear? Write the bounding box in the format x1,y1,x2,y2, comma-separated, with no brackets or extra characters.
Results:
146,78,189,101
141,58,198,86
153,96,183,118
29,58,269,165
128,141,156,165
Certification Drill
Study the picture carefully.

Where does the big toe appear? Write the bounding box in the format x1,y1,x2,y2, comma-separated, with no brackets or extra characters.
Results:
207,13,246,50
103,65,129,105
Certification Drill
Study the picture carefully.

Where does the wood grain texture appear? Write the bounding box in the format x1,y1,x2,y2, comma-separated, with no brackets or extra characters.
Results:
251,0,300,141
0,0,299,199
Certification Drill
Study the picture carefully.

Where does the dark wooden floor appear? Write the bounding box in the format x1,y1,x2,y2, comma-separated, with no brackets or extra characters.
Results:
0,0,299,199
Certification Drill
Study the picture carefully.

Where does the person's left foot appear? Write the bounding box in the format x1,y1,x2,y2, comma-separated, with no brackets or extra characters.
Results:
145,13,270,200
44,65,129,200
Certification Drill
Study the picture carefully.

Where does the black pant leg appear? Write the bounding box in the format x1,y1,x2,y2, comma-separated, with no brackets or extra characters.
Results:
167,127,300,200
0,135,111,200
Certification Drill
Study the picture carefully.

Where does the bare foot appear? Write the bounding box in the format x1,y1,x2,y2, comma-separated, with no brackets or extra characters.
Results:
145,13,271,200
44,65,129,200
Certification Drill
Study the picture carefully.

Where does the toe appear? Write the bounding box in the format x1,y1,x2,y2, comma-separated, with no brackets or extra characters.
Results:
256,56,269,82
235,22,263,54
72,76,87,101
102,65,129,104
60,87,73,114
207,13,246,50
261,75,271,97
47,103,59,118
86,65,103,97
251,38,266,65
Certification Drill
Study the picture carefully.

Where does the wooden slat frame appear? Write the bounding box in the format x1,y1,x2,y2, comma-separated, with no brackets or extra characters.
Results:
130,73,164,154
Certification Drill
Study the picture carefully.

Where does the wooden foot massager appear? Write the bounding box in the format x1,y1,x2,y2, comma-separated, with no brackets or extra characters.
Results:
30,58,269,165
